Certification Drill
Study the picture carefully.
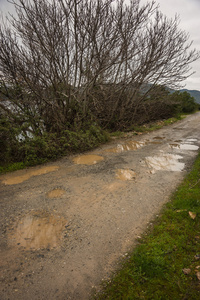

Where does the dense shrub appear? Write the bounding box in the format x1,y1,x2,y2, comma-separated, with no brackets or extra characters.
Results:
0,118,109,168
169,91,198,114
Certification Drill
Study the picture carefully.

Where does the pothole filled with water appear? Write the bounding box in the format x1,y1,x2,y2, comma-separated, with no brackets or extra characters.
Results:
72,155,104,165
169,139,199,151
9,211,67,250
105,141,145,154
1,166,59,185
47,189,66,198
116,169,136,180
145,154,185,172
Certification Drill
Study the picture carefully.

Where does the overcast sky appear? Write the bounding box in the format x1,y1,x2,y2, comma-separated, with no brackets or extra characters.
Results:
0,0,200,90
147,0,200,90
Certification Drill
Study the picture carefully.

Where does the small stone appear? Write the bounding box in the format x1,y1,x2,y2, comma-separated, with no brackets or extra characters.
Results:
196,272,200,281
182,268,191,275
189,211,196,219
195,266,200,270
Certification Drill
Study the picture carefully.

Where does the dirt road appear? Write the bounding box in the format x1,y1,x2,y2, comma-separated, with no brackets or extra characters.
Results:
1,112,200,300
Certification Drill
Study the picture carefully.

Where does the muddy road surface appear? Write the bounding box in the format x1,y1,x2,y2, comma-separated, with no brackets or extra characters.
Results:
1,113,200,300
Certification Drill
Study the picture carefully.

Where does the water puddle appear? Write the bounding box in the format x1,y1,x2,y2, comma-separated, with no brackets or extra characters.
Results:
179,144,199,150
145,154,185,172
186,139,198,142
116,169,136,180
72,155,104,165
105,141,145,153
47,189,65,198
9,211,66,250
169,143,199,151
1,166,59,185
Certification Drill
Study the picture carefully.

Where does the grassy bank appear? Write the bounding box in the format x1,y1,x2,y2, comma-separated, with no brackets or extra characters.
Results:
94,152,200,299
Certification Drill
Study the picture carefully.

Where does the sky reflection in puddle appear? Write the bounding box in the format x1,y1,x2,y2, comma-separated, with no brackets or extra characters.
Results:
145,154,185,172
105,141,145,154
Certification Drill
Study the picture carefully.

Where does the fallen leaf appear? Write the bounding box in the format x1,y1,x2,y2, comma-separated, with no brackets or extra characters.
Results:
189,211,196,219
194,254,200,260
182,268,191,275
196,272,200,281
195,266,200,270
176,209,187,213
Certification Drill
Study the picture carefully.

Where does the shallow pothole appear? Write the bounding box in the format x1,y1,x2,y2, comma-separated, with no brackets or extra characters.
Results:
8,211,67,250
116,169,136,180
0,166,59,185
47,189,66,198
104,140,145,154
72,155,104,165
145,154,185,172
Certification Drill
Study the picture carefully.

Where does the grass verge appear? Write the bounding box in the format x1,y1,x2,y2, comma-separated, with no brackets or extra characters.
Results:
94,152,200,300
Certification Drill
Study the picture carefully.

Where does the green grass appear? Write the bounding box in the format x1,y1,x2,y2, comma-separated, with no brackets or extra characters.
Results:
129,115,186,134
94,152,200,300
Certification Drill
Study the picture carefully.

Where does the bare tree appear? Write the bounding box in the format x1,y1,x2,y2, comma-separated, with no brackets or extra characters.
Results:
0,0,199,133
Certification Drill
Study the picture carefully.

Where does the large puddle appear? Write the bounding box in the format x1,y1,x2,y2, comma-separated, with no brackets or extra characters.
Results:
105,141,145,153
1,166,59,185
72,155,104,165
145,154,185,172
170,143,199,150
169,139,199,151
116,169,136,180
9,211,66,250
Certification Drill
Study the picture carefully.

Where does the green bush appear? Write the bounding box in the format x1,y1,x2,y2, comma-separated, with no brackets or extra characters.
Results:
0,119,109,171
169,91,198,114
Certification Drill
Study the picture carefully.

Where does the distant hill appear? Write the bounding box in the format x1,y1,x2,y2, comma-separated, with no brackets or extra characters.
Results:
180,89,200,104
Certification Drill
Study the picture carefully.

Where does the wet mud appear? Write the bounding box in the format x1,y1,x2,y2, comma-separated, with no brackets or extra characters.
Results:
8,211,67,250
104,140,145,153
72,155,104,165
0,166,59,185
115,169,136,181
47,189,66,198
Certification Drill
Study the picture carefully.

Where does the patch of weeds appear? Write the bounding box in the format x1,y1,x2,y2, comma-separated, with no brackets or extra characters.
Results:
109,131,125,137
126,115,185,135
0,123,109,174
94,152,200,300
0,162,26,174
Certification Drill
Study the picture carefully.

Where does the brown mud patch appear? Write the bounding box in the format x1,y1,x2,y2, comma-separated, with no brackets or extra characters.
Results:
105,181,126,191
47,188,66,198
116,169,136,181
8,211,67,250
0,166,59,185
72,155,104,165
